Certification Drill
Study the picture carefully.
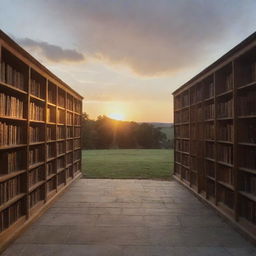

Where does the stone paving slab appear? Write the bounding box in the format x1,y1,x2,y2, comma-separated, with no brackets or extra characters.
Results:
2,179,256,256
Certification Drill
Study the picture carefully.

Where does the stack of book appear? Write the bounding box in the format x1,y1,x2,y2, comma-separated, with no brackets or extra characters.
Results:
29,146,43,166
30,79,42,98
217,145,233,164
217,99,233,118
30,102,44,121
1,62,25,90
0,93,24,118
0,122,23,146
28,166,44,187
0,150,24,174
0,176,21,204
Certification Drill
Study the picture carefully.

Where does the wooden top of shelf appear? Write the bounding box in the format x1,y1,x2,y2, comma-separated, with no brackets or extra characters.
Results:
0,116,26,122
239,191,256,203
172,31,256,95
30,94,45,103
0,29,83,100
237,81,256,90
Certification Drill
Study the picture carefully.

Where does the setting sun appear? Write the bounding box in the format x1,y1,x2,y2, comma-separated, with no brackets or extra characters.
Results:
108,113,125,121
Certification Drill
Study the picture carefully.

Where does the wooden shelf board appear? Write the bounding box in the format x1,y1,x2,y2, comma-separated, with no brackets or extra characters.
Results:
0,193,26,212
217,161,233,168
46,173,56,181
30,94,45,103
239,191,256,203
0,144,27,151
29,180,45,193
47,102,56,107
238,142,256,147
217,140,233,145
216,89,233,98
0,170,26,182
239,167,256,175
237,81,256,90
29,141,44,146
29,161,45,170
0,81,27,95
30,120,45,124
217,180,234,190
0,116,26,122
238,115,256,119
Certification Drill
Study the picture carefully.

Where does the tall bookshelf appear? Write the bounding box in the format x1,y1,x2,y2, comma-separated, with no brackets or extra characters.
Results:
173,32,256,240
0,30,83,250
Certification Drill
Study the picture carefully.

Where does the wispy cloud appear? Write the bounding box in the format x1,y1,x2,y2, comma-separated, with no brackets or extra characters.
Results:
18,38,85,63
29,0,256,76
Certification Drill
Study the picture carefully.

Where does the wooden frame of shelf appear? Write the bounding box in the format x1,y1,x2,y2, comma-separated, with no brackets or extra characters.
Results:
0,29,83,252
173,32,256,242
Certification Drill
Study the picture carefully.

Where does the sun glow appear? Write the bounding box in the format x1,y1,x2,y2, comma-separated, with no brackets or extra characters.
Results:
108,112,125,121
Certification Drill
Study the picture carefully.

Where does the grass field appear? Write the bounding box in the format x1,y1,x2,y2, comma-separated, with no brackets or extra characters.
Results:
82,149,173,180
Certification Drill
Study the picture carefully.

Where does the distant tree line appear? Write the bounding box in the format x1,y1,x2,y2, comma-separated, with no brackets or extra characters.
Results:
81,113,171,149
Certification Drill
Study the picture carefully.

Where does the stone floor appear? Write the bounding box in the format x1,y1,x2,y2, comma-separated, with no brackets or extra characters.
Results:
2,179,256,256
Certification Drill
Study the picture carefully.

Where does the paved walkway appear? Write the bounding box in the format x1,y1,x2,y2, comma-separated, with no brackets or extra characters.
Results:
2,179,256,256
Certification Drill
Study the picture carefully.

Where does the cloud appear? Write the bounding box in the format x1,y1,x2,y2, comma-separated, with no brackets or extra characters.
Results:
17,0,256,75
18,38,85,63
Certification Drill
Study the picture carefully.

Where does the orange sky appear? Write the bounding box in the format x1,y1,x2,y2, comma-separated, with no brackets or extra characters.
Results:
1,1,256,122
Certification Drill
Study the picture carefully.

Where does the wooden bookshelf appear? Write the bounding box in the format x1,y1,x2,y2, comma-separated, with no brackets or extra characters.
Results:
0,30,83,250
173,32,256,241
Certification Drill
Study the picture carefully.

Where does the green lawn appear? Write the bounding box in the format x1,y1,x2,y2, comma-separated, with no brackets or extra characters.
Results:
82,149,173,180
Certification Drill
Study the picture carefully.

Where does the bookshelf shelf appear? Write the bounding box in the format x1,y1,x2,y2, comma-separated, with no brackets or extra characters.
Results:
0,30,83,249
0,193,26,212
173,32,256,240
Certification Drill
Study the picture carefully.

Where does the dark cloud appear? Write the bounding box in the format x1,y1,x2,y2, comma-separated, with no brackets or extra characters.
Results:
18,38,85,63
20,0,256,75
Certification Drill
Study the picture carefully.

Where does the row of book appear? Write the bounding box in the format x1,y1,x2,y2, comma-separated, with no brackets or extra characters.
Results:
74,161,81,173
29,146,43,166
239,146,256,170
0,93,24,118
58,171,65,186
218,122,233,141
1,62,25,90
30,125,43,143
29,186,44,208
239,61,256,86
218,165,234,186
239,121,256,144
0,150,25,174
57,109,65,124
175,125,189,138
217,144,233,164
57,141,65,155
0,175,22,204
0,122,24,146
205,82,214,99
216,99,233,118
29,166,44,187
206,142,215,159
238,90,256,116
206,160,215,178
67,166,73,178
218,185,234,209
57,156,65,170
205,103,214,120
58,92,65,108
30,102,44,121
74,127,80,137
47,143,55,159
67,112,73,125
0,199,24,232
30,79,43,99
66,152,72,164
57,126,65,139
48,85,56,104
67,140,73,151
47,106,55,123
240,197,256,224
216,72,233,94
74,115,81,125
47,177,56,192
175,139,189,152
74,100,81,113
46,161,55,176
205,123,214,140
67,96,73,111
240,173,256,196
67,127,73,138
47,126,55,141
